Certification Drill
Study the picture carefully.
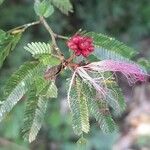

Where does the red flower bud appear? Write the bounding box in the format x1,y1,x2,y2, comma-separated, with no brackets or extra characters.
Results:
67,34,94,57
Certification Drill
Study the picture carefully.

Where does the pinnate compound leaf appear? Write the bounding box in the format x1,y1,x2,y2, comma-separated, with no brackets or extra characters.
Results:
86,32,136,59
24,42,51,57
68,77,90,135
24,42,60,66
82,83,118,133
93,47,133,62
34,0,54,18
50,0,73,15
76,78,90,134
0,61,43,122
22,85,48,142
69,84,82,135
0,30,22,68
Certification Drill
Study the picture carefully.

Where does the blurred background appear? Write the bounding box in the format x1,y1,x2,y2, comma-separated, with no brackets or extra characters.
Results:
0,0,150,150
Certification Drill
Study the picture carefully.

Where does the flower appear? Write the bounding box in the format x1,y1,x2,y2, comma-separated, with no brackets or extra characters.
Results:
83,60,147,84
67,60,147,102
67,34,94,57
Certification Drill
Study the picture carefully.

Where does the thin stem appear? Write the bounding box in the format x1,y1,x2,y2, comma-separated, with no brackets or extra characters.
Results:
40,16,64,59
8,20,40,33
54,34,69,40
40,17,56,47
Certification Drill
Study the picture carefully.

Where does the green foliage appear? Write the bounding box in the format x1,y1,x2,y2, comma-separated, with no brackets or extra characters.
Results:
34,0,54,18
24,42,52,57
24,42,61,66
0,61,42,122
0,30,22,68
76,79,90,134
49,0,73,15
82,83,118,133
45,81,58,98
86,32,136,59
68,76,119,135
69,78,90,135
21,78,58,142
0,48,59,142
0,0,149,146
34,76,49,95
22,85,48,143
93,47,131,62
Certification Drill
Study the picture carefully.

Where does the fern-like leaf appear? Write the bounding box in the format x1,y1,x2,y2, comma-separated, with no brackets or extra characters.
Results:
82,83,118,133
24,42,51,58
69,86,82,135
24,42,61,66
86,32,136,59
22,85,48,142
0,61,42,122
76,79,90,133
94,47,133,62
50,0,73,15
68,77,90,135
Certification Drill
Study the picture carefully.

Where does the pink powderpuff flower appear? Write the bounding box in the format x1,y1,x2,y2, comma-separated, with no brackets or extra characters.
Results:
83,60,147,84
67,60,148,107
67,34,94,57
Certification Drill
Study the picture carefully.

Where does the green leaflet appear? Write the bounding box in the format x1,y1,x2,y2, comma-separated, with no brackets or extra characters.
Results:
86,32,136,59
0,61,43,122
49,0,73,15
22,85,48,142
24,42,52,57
76,78,90,134
69,77,90,135
34,76,49,95
45,81,58,98
69,84,82,135
34,0,54,18
0,30,22,68
82,83,118,133
24,42,61,66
